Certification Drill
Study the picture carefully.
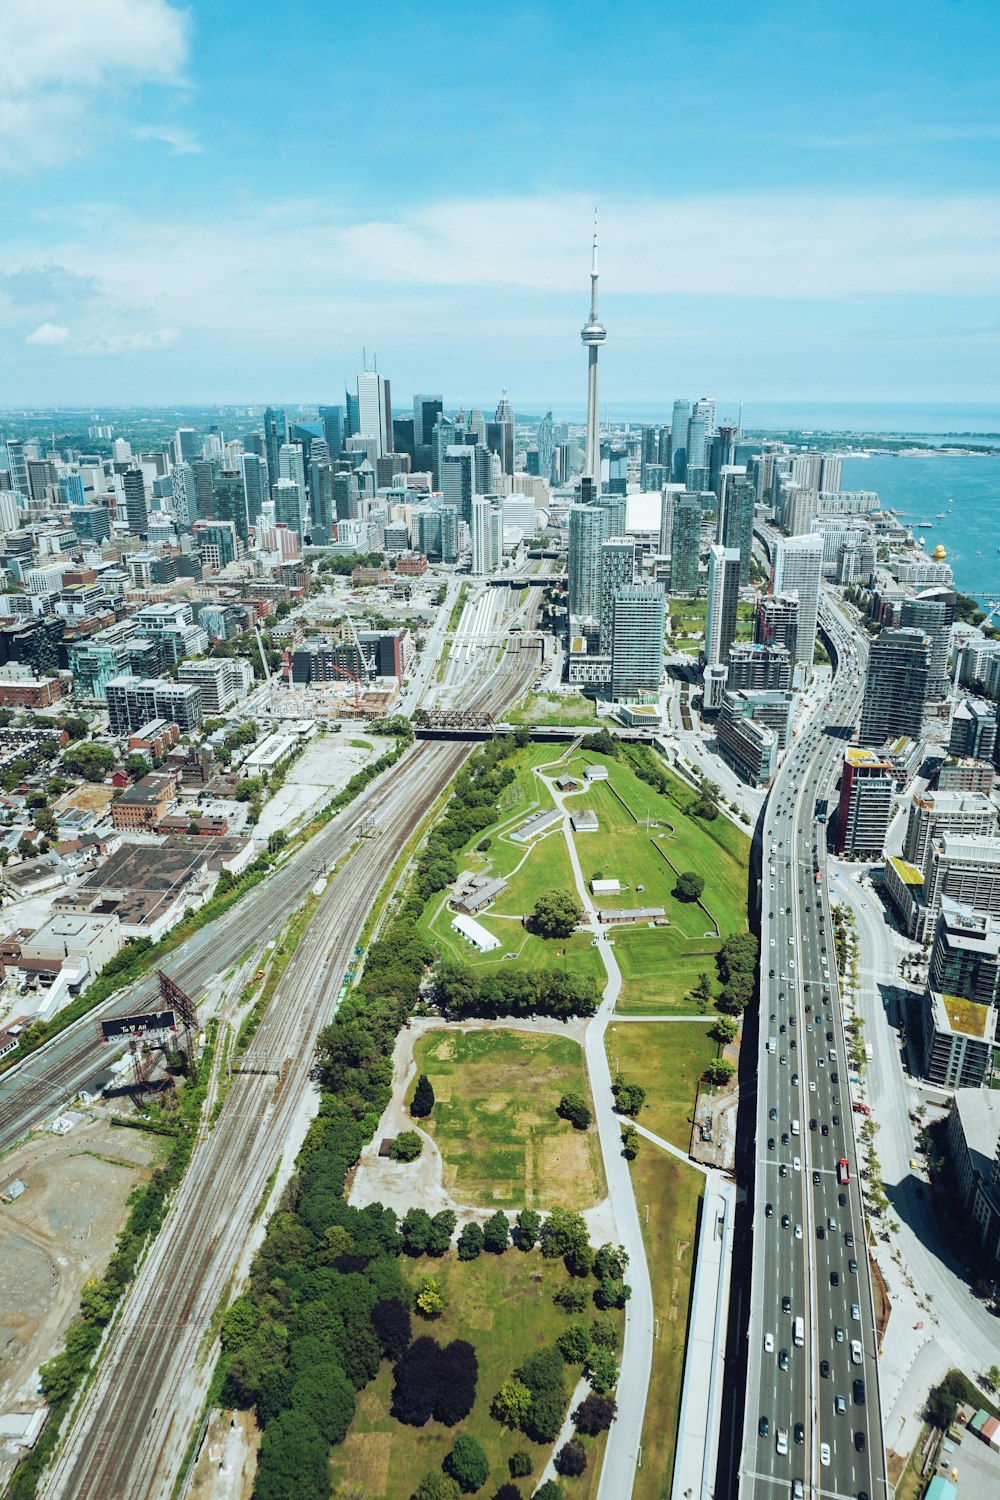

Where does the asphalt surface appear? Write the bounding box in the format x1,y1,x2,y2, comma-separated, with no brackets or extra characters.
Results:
740,593,888,1500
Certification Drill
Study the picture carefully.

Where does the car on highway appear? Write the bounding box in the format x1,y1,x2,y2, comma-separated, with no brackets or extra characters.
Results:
759,1414,769,1437
794,1422,804,1444
851,1302,861,1320
765,1332,774,1352
779,1164,788,1177
830,1271,840,1287
791,1072,799,1086
835,1394,846,1414
782,1295,791,1313
793,1156,801,1171
820,1359,830,1378
854,1430,866,1453
845,1230,855,1246
817,1224,825,1239
849,1258,858,1274
776,1427,788,1455
779,1347,789,1371
820,1441,831,1466
765,1202,773,1217
834,1324,845,1342
768,1137,775,1150
851,1338,863,1365
794,1223,802,1239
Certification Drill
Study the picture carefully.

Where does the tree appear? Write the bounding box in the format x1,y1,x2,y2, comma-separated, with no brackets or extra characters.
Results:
611,1074,646,1117
482,1211,510,1254
372,1298,412,1361
492,1488,523,1500
557,1093,592,1131
492,1376,532,1428
254,1409,330,1500
391,1130,424,1162
289,1360,356,1445
621,1124,640,1159
516,1346,567,1443
586,1348,619,1392
553,1283,590,1313
457,1222,484,1260
539,1208,590,1264
514,1208,541,1250
122,752,151,778
411,1073,435,1118
531,889,582,939
594,1276,631,1310
508,1452,533,1478
575,1392,618,1434
33,807,58,838
427,1209,457,1256
555,1439,587,1477
415,1275,445,1319
703,1058,735,1086
556,1324,592,1363
401,1208,433,1255
710,1015,739,1044
590,1317,618,1349
446,1434,490,1493
433,1339,479,1426
61,742,116,781
413,1475,462,1500
534,1485,564,1500
674,871,705,902
984,1364,1000,1393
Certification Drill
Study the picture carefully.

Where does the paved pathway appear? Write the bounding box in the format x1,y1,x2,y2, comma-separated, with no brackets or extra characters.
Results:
632,1118,711,1173
542,773,656,1500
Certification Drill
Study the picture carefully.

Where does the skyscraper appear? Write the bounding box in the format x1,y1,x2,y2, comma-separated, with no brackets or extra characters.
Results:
273,478,307,538
442,447,476,525
756,592,800,662
537,411,554,482
581,224,607,483
492,395,515,475
212,469,249,543
240,454,268,528
611,585,665,700
670,400,690,482
471,497,502,574
357,372,392,458
834,748,895,856
599,536,637,653
670,491,702,592
721,472,756,583
413,395,444,448
121,467,148,535
899,589,956,697
771,534,824,664
859,627,932,745
568,504,605,621
318,405,346,458
685,414,707,476
705,545,741,667
262,408,287,493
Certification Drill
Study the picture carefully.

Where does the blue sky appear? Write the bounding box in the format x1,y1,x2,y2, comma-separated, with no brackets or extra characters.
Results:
2,0,1000,408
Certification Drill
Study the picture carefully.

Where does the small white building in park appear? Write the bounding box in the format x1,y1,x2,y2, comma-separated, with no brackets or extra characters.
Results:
451,913,501,953
591,877,621,895
584,764,609,781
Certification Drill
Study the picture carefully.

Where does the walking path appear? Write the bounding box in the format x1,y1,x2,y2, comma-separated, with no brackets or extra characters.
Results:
542,772,656,1500
632,1118,711,1173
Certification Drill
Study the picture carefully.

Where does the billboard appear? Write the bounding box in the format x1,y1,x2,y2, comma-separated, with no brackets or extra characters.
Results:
101,1009,177,1042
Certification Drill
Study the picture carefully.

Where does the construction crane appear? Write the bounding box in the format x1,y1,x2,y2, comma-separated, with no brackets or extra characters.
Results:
253,619,275,710
345,614,376,687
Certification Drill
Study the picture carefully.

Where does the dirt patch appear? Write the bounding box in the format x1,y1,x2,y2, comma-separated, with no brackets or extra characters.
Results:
188,1407,261,1500
0,1109,163,1411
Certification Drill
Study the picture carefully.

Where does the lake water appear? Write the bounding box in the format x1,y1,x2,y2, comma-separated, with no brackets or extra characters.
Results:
840,455,1000,599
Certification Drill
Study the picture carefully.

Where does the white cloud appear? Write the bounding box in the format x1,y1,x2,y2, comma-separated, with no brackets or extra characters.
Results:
133,124,203,155
0,0,190,170
24,321,69,345
86,327,179,354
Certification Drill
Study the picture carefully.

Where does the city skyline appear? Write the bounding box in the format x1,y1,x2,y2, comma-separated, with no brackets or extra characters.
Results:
2,1,1000,405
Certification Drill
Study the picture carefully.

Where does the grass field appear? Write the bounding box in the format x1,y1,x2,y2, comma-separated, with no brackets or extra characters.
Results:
329,1249,618,1500
411,1028,605,1210
419,897,607,984
489,831,578,917
628,1151,704,1500
508,690,597,726
612,926,723,1014
606,1021,717,1151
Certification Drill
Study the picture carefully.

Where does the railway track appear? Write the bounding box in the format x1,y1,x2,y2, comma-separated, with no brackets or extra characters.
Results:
37,616,541,1499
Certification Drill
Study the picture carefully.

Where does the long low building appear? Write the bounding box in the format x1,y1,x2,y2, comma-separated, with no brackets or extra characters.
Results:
510,808,562,843
450,913,501,952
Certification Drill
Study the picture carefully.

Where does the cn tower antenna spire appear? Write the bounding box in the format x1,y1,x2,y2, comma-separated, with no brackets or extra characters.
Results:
581,207,607,486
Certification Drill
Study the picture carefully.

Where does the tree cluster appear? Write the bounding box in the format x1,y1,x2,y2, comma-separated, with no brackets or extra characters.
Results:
530,890,582,939
391,1335,478,1427
414,739,519,902
433,960,600,1021
611,1072,646,1117
715,932,758,1014
557,1093,592,1131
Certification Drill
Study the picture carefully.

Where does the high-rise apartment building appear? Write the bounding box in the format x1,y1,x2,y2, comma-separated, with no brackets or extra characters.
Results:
835,748,895,856
442,447,476,525
720,472,755,582
705,545,741,667
771,534,823,664
262,408,287,493
568,504,605,621
670,400,690,482
725,643,793,693
211,470,249,542
599,536,637,653
756,592,800,662
903,790,997,869
900,589,956,697
670,491,702,592
949,698,997,762
272,478,307,538
240,454,268,529
610,584,664,700
859,627,931,745
470,496,502,574
121,468,148,535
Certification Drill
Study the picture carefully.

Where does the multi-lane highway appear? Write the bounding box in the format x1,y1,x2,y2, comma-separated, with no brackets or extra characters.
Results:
740,592,887,1500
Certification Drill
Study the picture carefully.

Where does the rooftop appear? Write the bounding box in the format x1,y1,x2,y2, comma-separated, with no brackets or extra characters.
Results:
940,992,992,1039
888,855,924,887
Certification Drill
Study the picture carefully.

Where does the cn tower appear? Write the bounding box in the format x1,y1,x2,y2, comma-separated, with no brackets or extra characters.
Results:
580,217,606,484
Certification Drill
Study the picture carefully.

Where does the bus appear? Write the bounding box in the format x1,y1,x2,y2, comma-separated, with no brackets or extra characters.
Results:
837,1158,850,1186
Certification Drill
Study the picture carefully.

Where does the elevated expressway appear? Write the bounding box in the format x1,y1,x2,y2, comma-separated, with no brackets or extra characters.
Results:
738,595,888,1500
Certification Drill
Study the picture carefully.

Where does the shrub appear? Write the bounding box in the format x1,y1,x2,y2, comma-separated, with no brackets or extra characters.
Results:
586,1347,620,1392
509,1451,533,1478
557,1093,592,1131
492,1376,532,1428
553,1284,590,1313
413,1475,462,1500
391,1130,424,1161
415,1275,445,1318
555,1438,586,1477
411,1074,435,1118
621,1123,640,1159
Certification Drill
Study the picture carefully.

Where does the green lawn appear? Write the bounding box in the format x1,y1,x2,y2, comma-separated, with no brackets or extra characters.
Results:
411,1028,605,1209
329,1249,620,1500
628,1151,704,1500
489,830,578,917
605,1021,718,1151
613,925,723,1014
507,690,598,726
419,898,606,984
